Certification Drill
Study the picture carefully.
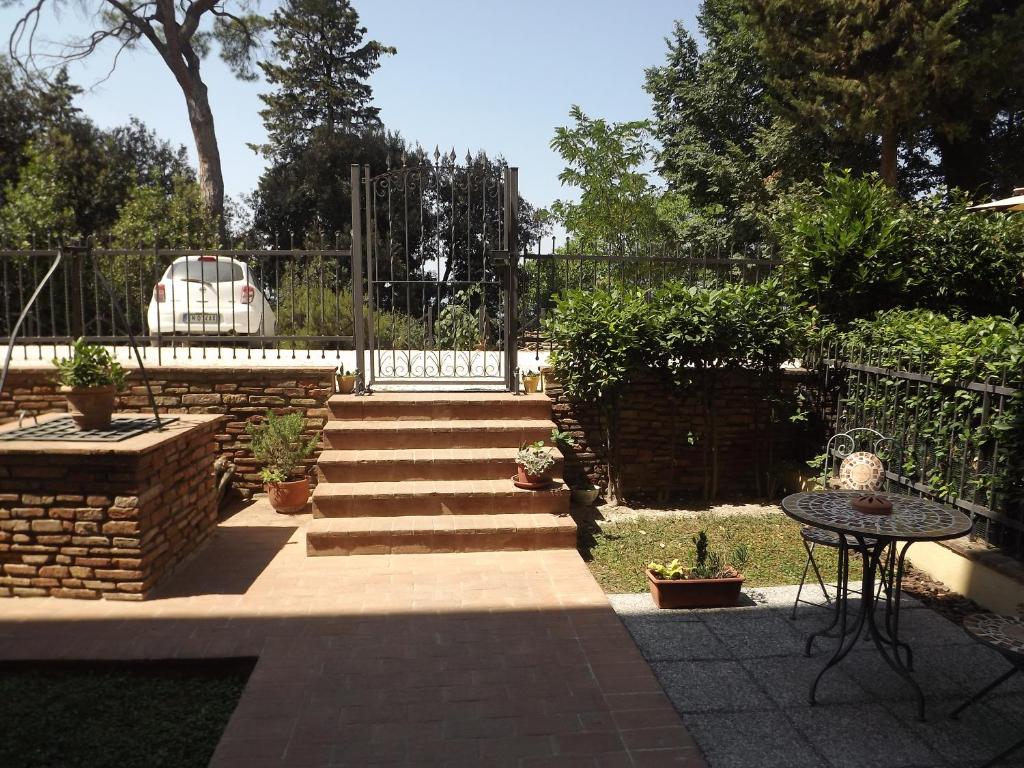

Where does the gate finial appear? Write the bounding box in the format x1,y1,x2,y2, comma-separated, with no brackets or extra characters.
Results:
433,145,441,164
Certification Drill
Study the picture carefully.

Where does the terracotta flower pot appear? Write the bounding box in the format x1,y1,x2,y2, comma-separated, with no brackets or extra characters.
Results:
265,477,311,514
646,569,745,609
522,375,541,394
516,464,550,487
59,385,117,430
336,374,357,394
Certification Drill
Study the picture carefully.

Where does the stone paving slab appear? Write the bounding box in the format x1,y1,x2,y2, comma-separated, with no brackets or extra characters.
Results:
609,589,1024,768
0,500,703,768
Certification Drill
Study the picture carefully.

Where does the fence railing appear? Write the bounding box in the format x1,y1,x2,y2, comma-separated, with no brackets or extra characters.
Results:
813,344,1024,560
0,243,355,363
517,239,779,352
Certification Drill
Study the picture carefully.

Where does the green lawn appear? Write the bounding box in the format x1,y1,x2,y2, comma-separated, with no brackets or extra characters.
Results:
581,512,860,593
0,659,254,768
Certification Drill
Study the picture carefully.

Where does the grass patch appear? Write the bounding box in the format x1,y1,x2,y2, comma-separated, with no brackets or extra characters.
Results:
0,658,255,768
582,513,860,593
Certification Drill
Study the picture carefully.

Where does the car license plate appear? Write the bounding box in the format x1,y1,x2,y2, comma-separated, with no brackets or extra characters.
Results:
183,313,220,323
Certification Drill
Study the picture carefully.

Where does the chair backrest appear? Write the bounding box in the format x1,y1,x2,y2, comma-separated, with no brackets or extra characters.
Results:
822,427,900,491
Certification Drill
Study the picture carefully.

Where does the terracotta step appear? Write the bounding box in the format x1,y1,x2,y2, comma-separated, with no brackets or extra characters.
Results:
323,419,553,450
312,478,570,518
317,448,563,482
328,393,551,422
305,513,577,555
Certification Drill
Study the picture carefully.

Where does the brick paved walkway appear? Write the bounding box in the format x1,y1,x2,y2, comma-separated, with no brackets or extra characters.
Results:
0,501,703,767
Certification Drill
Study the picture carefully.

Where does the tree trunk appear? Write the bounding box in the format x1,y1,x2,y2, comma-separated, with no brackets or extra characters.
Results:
880,130,899,187
175,69,226,238
601,400,620,507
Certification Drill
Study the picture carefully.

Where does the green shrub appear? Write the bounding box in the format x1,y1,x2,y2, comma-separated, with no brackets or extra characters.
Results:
52,338,126,389
774,170,1024,322
245,411,320,484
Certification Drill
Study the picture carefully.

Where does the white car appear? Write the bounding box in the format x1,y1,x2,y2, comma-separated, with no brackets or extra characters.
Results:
146,255,276,340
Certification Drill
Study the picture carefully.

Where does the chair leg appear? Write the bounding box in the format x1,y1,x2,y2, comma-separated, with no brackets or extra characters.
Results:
792,541,832,620
978,734,1024,768
950,667,1019,720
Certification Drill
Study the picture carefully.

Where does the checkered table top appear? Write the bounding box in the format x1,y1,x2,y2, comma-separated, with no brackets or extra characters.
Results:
963,613,1024,658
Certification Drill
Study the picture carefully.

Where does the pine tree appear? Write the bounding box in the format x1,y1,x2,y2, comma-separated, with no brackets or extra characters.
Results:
748,0,966,187
256,0,395,161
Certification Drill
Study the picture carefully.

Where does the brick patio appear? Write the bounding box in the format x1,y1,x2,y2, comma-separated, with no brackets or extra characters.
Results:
0,500,704,767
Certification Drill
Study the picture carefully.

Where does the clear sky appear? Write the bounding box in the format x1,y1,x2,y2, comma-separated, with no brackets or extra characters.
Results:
1,0,701,235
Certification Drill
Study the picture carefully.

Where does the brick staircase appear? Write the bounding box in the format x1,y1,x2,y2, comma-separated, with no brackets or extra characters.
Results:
306,393,576,556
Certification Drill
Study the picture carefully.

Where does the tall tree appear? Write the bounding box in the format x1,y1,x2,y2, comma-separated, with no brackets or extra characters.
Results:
6,0,264,226
255,0,395,162
645,1,876,243
550,105,668,252
748,0,965,187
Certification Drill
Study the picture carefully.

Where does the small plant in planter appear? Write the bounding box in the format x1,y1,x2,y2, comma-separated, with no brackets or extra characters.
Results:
522,369,541,394
514,428,575,489
246,411,320,513
335,366,357,394
52,338,127,429
646,531,749,609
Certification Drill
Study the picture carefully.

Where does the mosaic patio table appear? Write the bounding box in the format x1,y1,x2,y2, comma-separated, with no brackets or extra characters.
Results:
781,490,972,720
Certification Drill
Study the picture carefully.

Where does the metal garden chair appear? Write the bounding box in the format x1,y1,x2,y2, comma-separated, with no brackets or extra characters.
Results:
791,427,898,619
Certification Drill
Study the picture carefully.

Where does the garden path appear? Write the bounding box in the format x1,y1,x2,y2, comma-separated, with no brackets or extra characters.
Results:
0,499,703,768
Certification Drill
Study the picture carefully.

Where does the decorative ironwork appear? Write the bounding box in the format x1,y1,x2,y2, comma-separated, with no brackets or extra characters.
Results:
351,155,518,388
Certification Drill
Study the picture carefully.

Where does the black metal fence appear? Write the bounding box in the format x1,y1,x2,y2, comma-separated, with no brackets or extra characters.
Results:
813,344,1024,560
517,239,779,350
0,241,355,362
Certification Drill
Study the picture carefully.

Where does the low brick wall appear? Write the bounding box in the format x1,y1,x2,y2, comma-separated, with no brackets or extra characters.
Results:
0,415,223,600
1,367,334,498
547,368,812,502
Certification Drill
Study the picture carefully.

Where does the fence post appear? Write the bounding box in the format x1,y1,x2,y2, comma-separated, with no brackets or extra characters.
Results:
350,164,366,392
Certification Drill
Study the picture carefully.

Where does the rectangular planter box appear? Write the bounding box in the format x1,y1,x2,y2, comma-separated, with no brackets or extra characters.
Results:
646,569,745,609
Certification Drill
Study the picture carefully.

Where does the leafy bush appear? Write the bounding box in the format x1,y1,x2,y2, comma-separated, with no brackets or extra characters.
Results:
545,281,801,502
246,411,320,484
773,170,913,323
52,338,126,389
775,170,1024,322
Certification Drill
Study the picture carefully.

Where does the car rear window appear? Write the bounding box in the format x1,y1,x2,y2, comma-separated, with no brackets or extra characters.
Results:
169,259,244,283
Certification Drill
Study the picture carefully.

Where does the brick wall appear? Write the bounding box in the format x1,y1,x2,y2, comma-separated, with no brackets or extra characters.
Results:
547,368,812,502
0,416,222,600
1,367,334,498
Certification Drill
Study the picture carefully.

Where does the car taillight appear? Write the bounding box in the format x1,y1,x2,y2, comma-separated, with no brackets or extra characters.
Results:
240,285,255,304
154,284,166,303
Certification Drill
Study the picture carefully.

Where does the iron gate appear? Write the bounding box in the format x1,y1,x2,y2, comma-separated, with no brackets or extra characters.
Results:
350,153,518,390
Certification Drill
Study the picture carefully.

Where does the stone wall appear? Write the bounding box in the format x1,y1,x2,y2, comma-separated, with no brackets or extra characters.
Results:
547,368,814,502
0,415,222,600
1,367,334,498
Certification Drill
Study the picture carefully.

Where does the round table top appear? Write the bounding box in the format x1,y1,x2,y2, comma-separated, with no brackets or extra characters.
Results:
963,613,1024,658
781,490,972,542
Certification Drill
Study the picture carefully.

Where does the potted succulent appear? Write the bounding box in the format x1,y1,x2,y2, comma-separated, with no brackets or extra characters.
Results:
336,366,357,394
52,338,127,429
646,531,749,609
246,411,320,513
522,369,541,394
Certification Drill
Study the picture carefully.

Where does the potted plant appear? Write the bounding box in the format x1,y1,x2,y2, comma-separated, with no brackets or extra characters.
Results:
246,411,320,513
52,338,127,430
646,531,749,609
336,366,357,394
515,439,556,488
571,484,600,506
522,369,541,394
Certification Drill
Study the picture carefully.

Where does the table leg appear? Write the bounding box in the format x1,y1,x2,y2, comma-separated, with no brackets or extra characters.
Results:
862,539,927,720
809,538,869,705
